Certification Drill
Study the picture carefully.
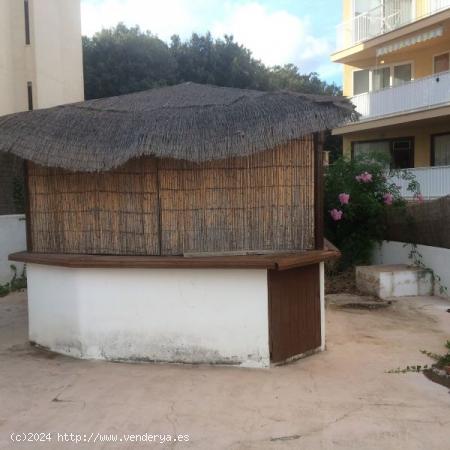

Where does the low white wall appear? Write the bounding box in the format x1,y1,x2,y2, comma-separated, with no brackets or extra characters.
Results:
0,214,26,284
27,265,271,368
373,241,450,297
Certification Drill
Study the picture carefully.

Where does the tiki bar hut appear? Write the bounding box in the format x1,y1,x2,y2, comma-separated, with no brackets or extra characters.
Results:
0,83,353,367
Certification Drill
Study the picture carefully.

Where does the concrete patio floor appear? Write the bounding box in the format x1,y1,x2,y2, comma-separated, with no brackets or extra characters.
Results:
0,291,449,449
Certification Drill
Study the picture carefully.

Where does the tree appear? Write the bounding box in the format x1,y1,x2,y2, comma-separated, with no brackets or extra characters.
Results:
83,24,177,100
170,33,269,90
83,24,341,100
267,64,342,96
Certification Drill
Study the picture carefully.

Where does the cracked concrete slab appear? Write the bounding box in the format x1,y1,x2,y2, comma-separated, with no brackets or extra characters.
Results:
0,290,449,449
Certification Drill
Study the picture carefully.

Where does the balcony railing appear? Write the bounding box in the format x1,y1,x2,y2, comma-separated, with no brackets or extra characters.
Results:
336,0,450,50
431,0,450,14
336,1,414,49
350,70,450,120
392,165,450,199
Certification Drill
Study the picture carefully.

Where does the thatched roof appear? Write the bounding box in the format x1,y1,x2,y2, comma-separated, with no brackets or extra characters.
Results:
0,82,355,172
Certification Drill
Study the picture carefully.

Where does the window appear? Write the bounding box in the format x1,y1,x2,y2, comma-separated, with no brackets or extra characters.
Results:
393,63,412,86
434,53,449,74
27,82,33,111
353,63,413,95
372,67,390,91
432,134,450,166
353,138,414,169
353,70,370,95
24,0,30,45
353,141,391,161
392,139,414,169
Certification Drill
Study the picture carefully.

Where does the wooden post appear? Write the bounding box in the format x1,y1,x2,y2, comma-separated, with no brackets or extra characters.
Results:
23,160,33,252
314,132,325,250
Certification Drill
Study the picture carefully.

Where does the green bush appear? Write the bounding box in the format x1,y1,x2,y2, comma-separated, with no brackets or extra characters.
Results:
0,265,27,297
324,153,420,269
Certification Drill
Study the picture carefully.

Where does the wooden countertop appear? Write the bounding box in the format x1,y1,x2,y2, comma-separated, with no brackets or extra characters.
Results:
9,249,340,271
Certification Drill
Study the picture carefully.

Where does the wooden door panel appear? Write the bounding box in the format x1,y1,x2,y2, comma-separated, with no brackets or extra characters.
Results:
269,264,321,363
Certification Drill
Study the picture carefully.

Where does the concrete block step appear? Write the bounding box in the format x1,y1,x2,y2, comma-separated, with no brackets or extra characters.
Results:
356,264,433,299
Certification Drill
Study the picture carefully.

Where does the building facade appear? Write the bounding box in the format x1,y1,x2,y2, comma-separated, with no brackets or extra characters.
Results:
332,1,450,197
0,0,84,116
0,0,84,282
0,0,84,215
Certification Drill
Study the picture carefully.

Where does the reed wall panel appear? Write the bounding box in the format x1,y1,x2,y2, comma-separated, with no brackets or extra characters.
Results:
27,138,315,255
158,138,315,255
385,195,450,249
28,159,159,255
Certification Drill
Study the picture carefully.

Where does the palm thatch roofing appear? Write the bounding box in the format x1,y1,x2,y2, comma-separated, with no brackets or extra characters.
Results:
0,82,355,172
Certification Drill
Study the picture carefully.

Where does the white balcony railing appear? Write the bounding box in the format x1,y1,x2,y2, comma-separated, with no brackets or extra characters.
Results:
430,0,450,14
351,70,450,120
392,165,450,199
336,0,450,50
336,1,414,48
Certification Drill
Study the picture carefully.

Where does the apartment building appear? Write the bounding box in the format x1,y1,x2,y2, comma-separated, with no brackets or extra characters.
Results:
0,0,84,115
0,0,84,214
332,0,450,198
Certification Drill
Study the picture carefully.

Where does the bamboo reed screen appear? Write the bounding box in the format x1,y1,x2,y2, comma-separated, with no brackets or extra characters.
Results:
28,159,159,255
385,195,450,249
27,138,315,255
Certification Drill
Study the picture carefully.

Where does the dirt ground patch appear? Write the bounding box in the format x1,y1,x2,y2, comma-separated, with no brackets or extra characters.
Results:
325,268,362,295
0,290,449,449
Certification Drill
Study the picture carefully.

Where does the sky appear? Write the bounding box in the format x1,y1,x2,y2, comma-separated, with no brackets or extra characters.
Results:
80,0,343,86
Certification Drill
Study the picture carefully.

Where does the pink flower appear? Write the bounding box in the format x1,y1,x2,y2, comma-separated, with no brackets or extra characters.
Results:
415,193,424,203
383,193,394,205
330,209,343,221
355,171,373,183
338,193,350,205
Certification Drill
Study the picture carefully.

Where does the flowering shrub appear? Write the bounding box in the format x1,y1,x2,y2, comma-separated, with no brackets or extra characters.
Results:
324,154,419,269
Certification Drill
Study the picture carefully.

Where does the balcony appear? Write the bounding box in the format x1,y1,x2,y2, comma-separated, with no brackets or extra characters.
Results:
336,0,450,50
351,70,450,121
392,165,450,199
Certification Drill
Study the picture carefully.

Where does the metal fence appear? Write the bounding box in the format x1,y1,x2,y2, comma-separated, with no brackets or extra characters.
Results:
391,165,450,199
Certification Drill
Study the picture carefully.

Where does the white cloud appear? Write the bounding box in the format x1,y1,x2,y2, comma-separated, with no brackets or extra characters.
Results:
81,0,335,78
212,2,331,72
81,0,204,40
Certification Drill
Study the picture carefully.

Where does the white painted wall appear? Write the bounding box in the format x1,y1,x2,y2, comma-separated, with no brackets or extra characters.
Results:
373,241,450,297
357,264,433,299
26,265,271,368
31,0,84,108
0,215,26,284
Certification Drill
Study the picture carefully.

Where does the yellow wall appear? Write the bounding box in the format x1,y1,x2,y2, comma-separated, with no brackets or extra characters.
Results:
342,121,450,167
341,0,450,96
416,0,429,17
343,40,450,95
343,65,353,97
0,0,84,116
338,1,450,168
